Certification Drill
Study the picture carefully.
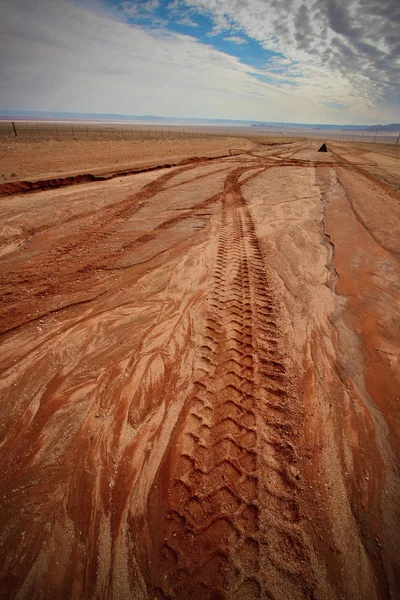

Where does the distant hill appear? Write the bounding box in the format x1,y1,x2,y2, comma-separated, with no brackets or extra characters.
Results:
0,110,252,126
312,123,400,132
251,122,366,130
364,124,400,132
251,122,400,132
0,111,399,132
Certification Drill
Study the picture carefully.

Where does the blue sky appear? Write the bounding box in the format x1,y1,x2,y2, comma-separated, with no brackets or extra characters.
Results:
104,0,301,85
107,0,281,69
0,0,399,124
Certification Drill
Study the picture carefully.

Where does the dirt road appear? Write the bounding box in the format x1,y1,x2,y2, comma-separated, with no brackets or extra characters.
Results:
0,140,399,599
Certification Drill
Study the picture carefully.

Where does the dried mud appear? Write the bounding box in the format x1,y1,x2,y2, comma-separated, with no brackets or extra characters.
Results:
0,140,399,600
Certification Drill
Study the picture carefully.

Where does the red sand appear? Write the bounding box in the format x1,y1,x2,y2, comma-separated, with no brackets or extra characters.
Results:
0,139,399,599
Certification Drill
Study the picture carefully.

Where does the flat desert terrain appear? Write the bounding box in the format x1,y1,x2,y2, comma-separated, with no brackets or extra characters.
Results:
0,137,399,599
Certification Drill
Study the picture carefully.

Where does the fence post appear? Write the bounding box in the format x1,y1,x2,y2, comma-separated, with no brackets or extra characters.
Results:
12,121,17,137
395,133,400,146
373,130,377,143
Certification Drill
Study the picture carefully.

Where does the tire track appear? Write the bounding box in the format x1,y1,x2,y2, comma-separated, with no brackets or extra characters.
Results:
0,151,290,332
149,164,314,599
329,145,400,197
0,152,247,198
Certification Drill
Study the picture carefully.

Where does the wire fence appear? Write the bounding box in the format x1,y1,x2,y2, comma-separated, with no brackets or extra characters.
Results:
255,130,400,145
337,132,400,145
0,121,230,141
1,121,399,146
237,129,400,145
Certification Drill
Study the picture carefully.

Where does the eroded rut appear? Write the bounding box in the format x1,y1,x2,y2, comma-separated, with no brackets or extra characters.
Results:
147,166,314,599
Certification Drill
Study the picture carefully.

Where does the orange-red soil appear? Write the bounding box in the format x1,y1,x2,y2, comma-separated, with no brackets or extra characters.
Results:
0,140,399,599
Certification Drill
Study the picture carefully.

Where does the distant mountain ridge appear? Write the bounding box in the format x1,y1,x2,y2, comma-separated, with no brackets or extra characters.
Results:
251,122,400,132
365,123,400,132
0,110,399,132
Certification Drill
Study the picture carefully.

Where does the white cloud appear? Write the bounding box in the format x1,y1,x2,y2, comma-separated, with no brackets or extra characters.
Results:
176,0,400,119
175,16,200,27
121,0,160,14
118,0,166,25
0,0,398,123
166,0,199,27
224,36,247,45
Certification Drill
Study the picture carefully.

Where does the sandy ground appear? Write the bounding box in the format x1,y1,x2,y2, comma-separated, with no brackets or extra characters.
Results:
0,139,399,599
0,137,256,182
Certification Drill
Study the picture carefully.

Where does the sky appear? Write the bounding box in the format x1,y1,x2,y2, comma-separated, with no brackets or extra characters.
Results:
0,0,399,124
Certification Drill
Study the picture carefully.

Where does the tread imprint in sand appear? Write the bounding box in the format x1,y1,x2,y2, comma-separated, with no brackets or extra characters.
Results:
153,166,314,600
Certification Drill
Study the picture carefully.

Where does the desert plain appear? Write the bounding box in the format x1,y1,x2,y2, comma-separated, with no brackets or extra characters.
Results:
0,134,399,599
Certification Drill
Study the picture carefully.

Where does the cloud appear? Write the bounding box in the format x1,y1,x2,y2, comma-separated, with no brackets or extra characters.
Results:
0,0,315,121
177,0,400,117
0,0,398,123
121,0,160,14
166,0,200,27
175,16,200,27
294,4,315,50
224,36,247,45
117,0,167,25
325,100,350,110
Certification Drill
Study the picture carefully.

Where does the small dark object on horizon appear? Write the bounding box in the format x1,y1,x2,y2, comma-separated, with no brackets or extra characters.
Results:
318,143,328,152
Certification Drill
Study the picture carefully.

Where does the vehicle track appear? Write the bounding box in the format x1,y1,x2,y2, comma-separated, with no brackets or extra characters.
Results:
149,163,314,599
0,144,308,330
0,152,247,198
1,142,307,256
329,145,400,196
335,142,400,162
